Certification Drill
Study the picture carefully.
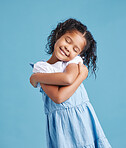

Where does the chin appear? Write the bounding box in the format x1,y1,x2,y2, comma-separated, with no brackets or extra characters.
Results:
56,55,65,61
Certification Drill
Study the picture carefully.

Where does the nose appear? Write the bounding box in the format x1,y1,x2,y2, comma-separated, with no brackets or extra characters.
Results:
64,46,69,52
64,46,71,57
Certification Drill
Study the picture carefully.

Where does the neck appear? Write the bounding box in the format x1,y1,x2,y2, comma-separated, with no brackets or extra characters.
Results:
46,53,60,64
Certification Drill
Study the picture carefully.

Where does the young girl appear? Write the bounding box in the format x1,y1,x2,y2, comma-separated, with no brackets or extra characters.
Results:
30,18,112,148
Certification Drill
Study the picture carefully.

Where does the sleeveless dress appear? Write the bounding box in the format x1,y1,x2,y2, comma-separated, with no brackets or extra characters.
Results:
30,56,112,148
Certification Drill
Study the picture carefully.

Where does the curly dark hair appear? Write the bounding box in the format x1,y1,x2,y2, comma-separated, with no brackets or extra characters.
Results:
45,18,98,79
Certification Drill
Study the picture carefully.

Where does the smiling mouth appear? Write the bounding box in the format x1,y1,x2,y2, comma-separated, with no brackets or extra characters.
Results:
59,47,68,56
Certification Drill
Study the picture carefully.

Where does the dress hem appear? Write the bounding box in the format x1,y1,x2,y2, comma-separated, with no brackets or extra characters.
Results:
81,136,112,148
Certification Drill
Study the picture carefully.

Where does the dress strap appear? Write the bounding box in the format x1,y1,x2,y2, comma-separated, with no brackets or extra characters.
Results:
29,63,34,68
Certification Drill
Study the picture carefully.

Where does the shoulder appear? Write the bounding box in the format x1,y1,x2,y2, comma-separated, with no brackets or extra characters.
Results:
33,61,54,73
34,61,46,68
65,56,83,67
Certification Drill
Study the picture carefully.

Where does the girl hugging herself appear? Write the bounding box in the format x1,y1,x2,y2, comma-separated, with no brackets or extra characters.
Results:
30,18,112,148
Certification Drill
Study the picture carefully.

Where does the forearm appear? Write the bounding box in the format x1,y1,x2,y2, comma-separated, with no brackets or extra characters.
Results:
40,74,85,104
40,83,59,103
58,74,85,103
30,72,71,86
30,63,79,86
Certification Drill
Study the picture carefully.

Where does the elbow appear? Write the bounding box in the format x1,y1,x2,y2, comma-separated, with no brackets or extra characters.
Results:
29,74,34,83
54,96,62,104
54,93,69,104
29,76,32,84
52,94,64,104
55,100,62,104
51,98,61,104
66,75,74,85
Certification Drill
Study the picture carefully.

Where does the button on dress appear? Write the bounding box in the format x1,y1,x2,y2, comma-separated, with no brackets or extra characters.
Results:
30,56,112,148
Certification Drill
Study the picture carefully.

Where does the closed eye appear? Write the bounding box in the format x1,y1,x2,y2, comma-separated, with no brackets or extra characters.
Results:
74,48,79,53
65,38,71,43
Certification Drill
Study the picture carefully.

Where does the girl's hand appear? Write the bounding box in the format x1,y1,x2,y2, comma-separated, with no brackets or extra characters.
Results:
30,74,38,88
78,62,88,80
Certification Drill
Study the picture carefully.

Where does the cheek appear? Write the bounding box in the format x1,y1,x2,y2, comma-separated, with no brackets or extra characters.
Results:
54,40,60,48
70,54,77,59
57,38,65,45
54,41,59,50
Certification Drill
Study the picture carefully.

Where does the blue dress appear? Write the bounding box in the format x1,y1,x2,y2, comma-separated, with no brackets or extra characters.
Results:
30,57,112,148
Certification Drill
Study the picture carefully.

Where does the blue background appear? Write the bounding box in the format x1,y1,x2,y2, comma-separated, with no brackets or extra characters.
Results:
1,0,126,147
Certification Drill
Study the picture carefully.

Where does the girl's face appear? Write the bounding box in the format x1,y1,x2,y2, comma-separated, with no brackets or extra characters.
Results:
53,30,86,62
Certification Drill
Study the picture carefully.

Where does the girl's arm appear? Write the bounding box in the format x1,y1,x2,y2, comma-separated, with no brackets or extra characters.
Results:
30,63,79,86
40,63,88,104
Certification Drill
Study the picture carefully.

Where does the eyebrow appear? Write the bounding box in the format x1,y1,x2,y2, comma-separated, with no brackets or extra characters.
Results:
66,36,81,52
